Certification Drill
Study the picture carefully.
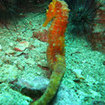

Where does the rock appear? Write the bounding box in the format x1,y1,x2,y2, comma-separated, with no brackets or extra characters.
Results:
14,41,29,52
10,76,49,99
15,76,49,91
0,45,2,51
72,69,85,80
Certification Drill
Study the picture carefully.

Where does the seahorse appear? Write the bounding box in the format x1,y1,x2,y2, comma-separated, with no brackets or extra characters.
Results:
30,0,70,105
43,0,70,70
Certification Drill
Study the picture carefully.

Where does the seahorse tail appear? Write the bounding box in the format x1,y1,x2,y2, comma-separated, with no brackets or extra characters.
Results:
30,55,65,105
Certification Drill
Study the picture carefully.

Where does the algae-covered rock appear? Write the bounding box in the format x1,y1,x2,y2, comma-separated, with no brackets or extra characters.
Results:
0,83,32,105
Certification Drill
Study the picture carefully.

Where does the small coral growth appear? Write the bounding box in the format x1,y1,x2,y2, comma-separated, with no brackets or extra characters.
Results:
33,29,48,42
88,0,105,52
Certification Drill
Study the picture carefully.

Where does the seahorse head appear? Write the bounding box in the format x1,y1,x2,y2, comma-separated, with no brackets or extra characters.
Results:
43,0,57,27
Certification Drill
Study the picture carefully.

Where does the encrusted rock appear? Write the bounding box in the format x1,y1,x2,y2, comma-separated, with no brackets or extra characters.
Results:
14,41,29,52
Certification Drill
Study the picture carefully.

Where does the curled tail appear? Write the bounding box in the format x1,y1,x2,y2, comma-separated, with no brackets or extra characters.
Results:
30,55,65,105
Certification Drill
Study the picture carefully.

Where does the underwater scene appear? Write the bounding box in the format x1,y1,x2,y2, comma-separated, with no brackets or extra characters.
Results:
0,0,105,105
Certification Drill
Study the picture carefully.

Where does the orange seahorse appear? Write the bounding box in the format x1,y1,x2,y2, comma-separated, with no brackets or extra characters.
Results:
30,0,70,105
43,0,70,70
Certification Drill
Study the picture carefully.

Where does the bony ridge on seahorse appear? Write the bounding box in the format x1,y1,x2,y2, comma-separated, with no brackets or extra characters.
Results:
30,0,70,105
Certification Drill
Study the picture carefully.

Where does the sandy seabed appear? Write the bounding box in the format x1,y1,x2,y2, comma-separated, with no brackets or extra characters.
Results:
0,11,105,105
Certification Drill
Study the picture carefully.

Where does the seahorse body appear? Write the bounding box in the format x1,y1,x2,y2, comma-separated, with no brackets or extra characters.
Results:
43,0,70,69
30,0,69,105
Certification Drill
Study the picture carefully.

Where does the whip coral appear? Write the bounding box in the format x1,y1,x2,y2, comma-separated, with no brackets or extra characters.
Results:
30,0,69,105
